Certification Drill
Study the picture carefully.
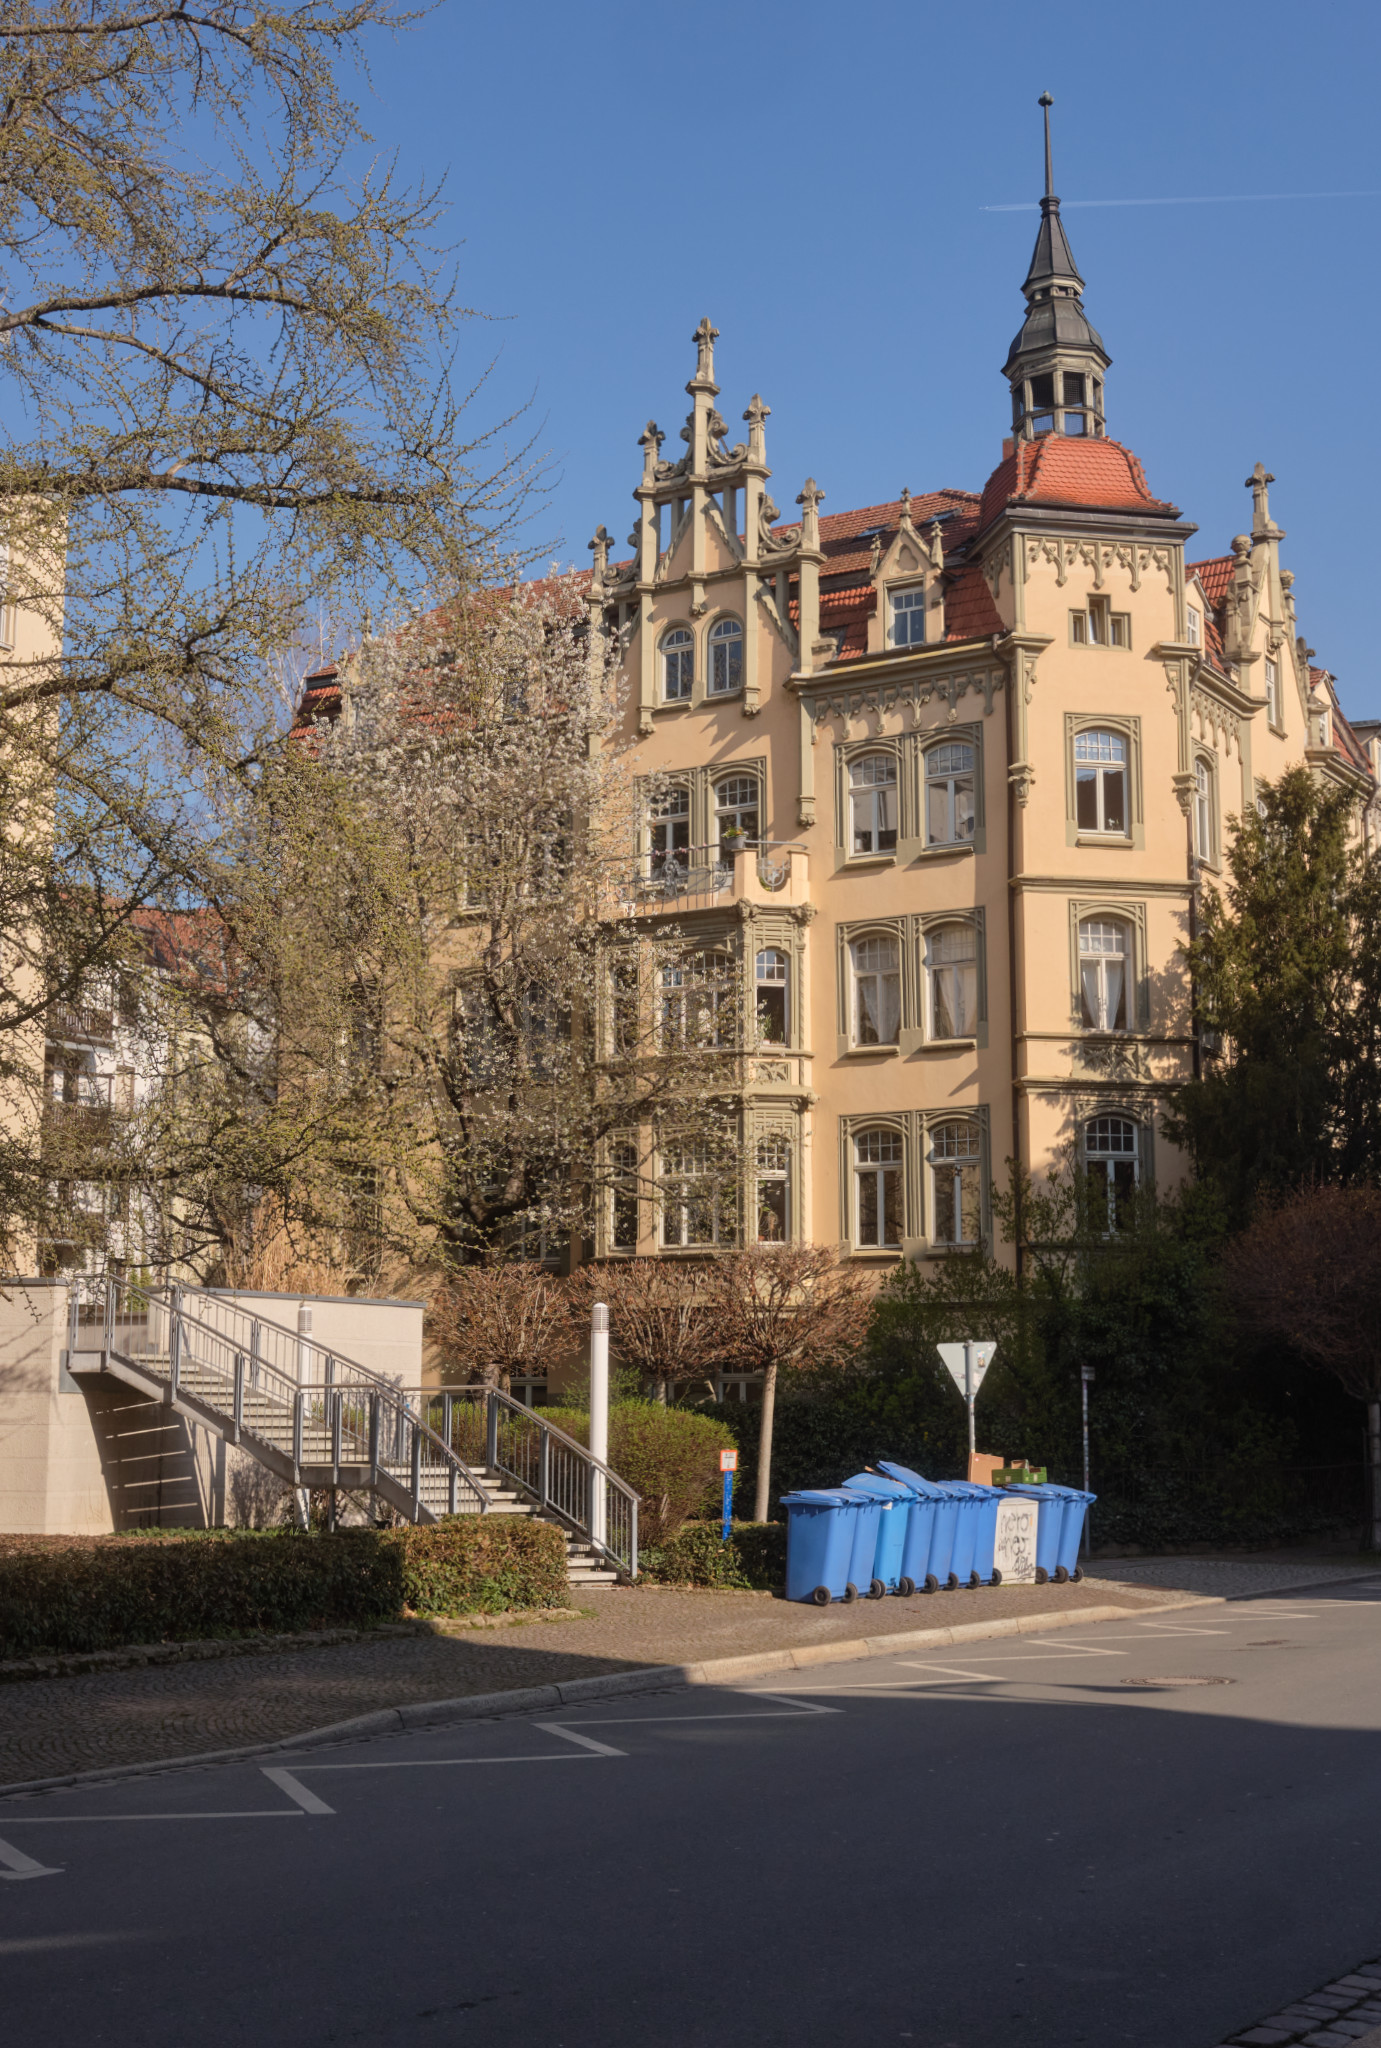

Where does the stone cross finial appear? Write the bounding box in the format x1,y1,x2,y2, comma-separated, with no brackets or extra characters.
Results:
898,486,913,527
691,316,719,385
588,524,611,583
743,393,770,466
638,419,664,483
926,517,945,572
796,478,825,549
1245,461,1276,533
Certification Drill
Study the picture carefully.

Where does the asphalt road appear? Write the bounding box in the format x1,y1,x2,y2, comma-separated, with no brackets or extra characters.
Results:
2,1574,1380,2048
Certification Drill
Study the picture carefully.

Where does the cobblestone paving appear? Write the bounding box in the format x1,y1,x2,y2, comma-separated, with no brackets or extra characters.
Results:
1210,1953,1381,2046
0,1574,1165,1788
1085,1556,1381,1600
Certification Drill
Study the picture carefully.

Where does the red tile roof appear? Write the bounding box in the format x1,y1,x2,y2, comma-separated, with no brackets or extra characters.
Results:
977,436,1177,533
942,562,1004,641
1187,555,1235,610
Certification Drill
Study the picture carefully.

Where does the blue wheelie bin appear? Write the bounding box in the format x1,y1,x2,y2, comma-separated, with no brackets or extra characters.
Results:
1053,1487,1097,1580
838,1487,885,1600
950,1483,1009,1585
938,1484,987,1587
877,1463,954,1591
841,1475,911,1594
780,1490,866,1605
1001,1483,1070,1583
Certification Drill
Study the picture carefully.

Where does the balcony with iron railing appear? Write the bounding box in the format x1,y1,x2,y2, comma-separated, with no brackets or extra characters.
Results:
623,840,809,915
48,1001,115,1045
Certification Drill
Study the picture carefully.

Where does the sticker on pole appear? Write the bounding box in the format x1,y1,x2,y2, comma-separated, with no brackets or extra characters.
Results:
937,1341,997,1396
719,1449,739,1473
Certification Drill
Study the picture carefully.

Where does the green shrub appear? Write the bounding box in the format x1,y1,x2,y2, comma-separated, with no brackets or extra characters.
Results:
540,1401,737,1543
639,1520,786,1590
0,1517,569,1658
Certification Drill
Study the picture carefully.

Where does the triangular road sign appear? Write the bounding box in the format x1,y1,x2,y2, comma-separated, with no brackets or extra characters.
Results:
937,1340,998,1397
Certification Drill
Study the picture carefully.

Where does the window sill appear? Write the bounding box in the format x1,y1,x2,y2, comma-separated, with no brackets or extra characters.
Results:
842,1043,900,1058
914,1037,978,1053
849,1247,903,1262
911,840,976,861
843,853,897,870
1073,834,1134,849
705,687,744,704
651,698,693,715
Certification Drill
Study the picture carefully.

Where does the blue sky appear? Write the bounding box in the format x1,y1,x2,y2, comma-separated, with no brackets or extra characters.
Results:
362,1,1381,718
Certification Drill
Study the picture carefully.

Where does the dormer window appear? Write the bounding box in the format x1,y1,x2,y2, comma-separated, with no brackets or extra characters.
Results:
890,587,926,649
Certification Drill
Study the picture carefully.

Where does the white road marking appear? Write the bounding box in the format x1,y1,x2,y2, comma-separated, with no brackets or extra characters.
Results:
261,1768,335,1814
750,1694,845,1714
555,1707,845,1726
0,1835,62,1881
532,1723,626,1758
288,1754,603,1771
0,1810,303,1824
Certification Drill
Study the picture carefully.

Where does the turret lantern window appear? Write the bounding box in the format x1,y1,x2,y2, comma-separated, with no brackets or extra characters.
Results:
661,626,693,701
709,617,743,695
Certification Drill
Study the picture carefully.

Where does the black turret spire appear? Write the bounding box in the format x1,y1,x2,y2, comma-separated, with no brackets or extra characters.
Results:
1003,94,1110,441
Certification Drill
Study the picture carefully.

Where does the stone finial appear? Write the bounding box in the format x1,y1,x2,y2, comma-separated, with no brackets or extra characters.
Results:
638,420,664,485
588,524,611,584
689,316,720,392
796,478,825,549
1231,534,1251,560
926,517,945,572
898,486,913,527
1246,461,1276,534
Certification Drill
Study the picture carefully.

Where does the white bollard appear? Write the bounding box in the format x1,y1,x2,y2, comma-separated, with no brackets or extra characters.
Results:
589,1302,609,1549
296,1299,313,1386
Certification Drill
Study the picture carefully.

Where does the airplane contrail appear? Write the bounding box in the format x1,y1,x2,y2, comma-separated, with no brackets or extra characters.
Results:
983,190,1381,212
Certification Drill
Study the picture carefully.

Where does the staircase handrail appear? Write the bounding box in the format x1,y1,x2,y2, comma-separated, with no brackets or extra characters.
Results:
76,1278,488,1517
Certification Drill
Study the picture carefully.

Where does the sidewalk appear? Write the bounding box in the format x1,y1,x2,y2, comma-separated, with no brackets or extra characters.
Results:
0,1552,1374,1790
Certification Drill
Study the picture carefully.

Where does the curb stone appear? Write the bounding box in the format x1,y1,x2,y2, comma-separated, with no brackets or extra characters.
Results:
0,1593,1203,1799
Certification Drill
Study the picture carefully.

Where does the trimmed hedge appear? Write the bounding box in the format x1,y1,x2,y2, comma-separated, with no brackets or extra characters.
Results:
0,1517,569,1659
539,1402,737,1543
639,1521,786,1591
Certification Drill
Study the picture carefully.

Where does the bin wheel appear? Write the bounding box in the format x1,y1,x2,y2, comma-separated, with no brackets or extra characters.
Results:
946,1573,960,1591
811,1585,832,1606
989,1568,1003,1587
924,1574,940,1594
1035,1567,1048,1585
868,1578,886,1600
842,1582,859,1604
1070,1566,1084,1583
1053,1565,1069,1584
969,1571,982,1589
897,1577,916,1598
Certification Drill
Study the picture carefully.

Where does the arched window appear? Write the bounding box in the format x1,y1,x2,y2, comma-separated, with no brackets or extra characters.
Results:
649,785,690,880
708,617,743,696
925,924,978,1040
929,1120,982,1246
851,934,900,1045
854,1128,903,1247
890,586,926,648
756,1136,790,1242
925,742,976,846
1085,1115,1139,1232
661,626,693,702
714,774,759,860
661,1136,736,1247
849,753,898,856
1193,758,1214,862
1079,918,1129,1032
1074,729,1128,836
755,948,789,1044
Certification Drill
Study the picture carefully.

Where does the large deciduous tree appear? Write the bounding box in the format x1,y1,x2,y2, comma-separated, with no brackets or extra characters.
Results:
0,0,523,1263
1166,768,1381,1219
1221,1183,1381,1550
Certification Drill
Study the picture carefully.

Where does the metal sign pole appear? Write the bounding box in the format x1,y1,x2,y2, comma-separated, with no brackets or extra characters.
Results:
1081,1365,1096,1559
589,1303,609,1549
964,1340,975,1455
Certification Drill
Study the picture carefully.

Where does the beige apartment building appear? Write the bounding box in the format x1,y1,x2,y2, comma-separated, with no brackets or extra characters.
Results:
573,141,1379,1271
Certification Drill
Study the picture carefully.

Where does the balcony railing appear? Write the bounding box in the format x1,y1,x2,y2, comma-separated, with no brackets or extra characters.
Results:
626,841,809,913
49,1002,115,1044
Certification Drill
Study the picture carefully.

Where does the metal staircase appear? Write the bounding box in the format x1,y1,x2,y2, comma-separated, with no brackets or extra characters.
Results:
67,1282,637,1585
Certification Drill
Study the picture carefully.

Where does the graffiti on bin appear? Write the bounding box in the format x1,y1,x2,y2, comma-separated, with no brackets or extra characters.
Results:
993,1498,1037,1583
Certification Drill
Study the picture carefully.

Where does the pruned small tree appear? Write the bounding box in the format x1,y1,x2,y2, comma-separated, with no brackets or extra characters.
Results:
567,1258,724,1403
429,1261,570,1393
711,1245,871,1522
1220,1183,1381,1550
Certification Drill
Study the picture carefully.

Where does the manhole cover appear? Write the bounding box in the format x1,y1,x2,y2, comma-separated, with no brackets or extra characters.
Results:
1121,1675,1235,1688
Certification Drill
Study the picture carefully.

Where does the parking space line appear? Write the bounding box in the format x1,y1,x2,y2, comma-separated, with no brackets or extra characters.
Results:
289,1753,604,1772
550,1706,844,1726
0,1810,303,1823
0,1836,62,1881
533,1724,626,1758
261,1768,335,1814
